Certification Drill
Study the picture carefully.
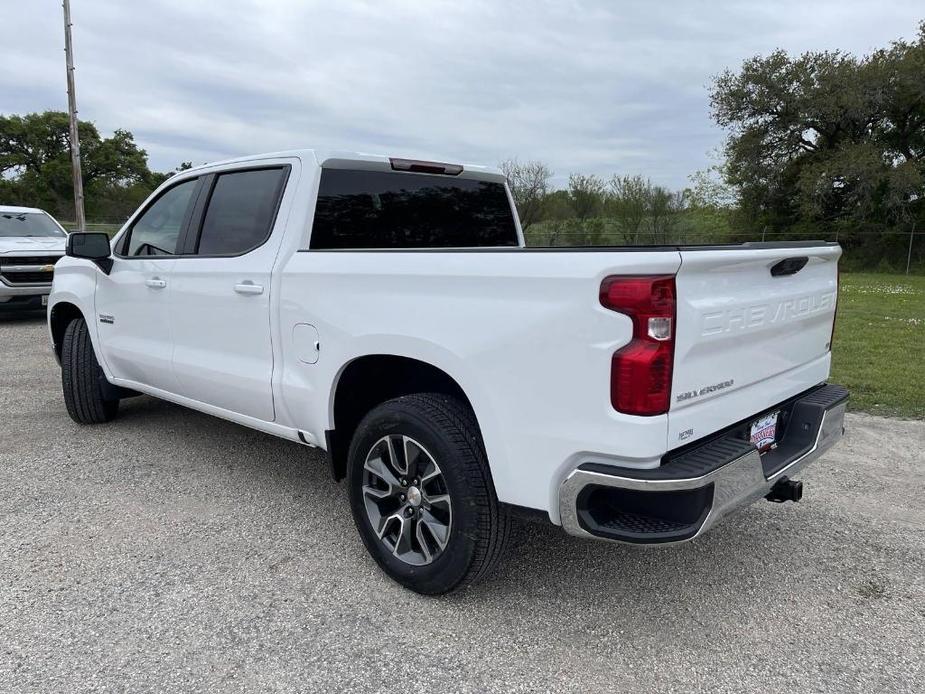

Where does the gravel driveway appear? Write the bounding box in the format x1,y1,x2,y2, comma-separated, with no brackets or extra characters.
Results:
1,312,923,693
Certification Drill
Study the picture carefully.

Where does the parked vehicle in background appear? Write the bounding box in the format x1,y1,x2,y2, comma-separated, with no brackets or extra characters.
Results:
47,149,848,594
0,206,68,311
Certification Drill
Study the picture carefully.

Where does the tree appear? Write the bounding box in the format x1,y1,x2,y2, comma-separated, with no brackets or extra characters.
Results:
647,186,685,244
499,159,552,230
567,173,606,220
684,167,736,244
608,174,649,243
709,22,925,264
0,111,158,220
686,166,735,209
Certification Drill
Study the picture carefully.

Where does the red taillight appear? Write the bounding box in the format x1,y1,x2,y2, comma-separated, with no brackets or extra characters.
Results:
600,275,676,416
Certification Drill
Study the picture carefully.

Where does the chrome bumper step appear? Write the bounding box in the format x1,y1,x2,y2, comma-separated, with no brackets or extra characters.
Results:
558,383,849,545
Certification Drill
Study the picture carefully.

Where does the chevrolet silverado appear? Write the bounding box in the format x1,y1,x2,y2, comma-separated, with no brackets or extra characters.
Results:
48,150,848,594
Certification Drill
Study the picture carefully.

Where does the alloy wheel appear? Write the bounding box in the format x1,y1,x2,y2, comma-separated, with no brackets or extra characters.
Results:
361,434,452,566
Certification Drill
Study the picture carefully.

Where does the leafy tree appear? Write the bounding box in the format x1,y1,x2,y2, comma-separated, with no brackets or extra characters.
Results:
686,166,735,209
539,189,574,222
709,22,925,264
683,169,736,244
567,173,606,220
507,162,693,248
608,175,649,243
0,111,160,220
648,186,686,244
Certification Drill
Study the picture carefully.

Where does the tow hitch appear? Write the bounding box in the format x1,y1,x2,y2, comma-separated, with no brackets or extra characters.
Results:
766,477,803,503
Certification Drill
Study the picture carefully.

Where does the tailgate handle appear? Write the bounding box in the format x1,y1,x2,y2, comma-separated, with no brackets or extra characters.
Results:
770,257,809,277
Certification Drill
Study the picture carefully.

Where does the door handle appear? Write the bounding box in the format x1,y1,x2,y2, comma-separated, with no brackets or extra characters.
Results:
234,282,264,295
145,278,167,289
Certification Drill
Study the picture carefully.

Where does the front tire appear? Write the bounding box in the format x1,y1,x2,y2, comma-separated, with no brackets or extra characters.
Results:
61,317,119,424
347,393,509,595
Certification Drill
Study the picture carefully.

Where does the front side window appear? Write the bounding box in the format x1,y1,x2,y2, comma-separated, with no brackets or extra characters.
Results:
309,169,519,249
195,168,288,256
123,178,198,256
0,212,66,238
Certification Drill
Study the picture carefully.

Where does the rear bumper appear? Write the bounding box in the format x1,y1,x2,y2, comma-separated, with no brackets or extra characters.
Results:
558,383,848,545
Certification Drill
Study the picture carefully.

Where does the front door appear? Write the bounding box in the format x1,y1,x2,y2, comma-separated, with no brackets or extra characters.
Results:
95,176,200,392
166,165,292,422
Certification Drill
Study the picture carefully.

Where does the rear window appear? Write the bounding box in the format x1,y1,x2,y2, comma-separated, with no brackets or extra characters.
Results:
309,169,518,249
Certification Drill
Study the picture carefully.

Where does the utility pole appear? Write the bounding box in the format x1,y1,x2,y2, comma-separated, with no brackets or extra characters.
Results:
62,0,86,231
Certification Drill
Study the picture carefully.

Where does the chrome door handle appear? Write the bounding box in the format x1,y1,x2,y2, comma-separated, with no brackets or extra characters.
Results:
145,278,167,289
234,282,264,295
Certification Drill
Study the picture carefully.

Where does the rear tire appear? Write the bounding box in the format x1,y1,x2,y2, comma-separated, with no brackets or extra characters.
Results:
61,317,119,424
347,393,509,595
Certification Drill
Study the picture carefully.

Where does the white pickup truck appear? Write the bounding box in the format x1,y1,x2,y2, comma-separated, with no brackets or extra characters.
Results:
48,149,848,594
0,205,68,311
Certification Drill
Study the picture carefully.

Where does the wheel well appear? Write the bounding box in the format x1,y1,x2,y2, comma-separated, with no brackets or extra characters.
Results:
49,302,84,361
328,355,477,480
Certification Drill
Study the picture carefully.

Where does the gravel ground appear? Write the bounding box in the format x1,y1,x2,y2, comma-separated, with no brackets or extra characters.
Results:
1,312,923,693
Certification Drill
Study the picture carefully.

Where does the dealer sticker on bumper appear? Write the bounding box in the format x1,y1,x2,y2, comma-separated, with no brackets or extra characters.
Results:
750,411,779,451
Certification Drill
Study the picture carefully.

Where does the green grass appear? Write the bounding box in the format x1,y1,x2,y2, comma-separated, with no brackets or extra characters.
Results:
831,272,925,419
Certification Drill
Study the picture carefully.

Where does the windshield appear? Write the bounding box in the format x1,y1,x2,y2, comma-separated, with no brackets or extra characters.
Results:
0,212,67,238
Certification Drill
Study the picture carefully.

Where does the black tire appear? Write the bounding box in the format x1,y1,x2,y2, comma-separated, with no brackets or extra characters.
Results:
61,317,119,424
347,393,510,595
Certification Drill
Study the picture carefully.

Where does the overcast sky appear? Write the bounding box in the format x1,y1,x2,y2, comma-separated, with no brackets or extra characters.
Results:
1,1,922,189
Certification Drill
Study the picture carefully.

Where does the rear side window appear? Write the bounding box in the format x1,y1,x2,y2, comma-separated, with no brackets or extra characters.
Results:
309,169,518,249
124,178,198,256
196,167,288,256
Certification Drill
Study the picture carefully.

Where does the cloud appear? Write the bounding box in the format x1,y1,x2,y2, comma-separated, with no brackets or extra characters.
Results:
1,0,921,188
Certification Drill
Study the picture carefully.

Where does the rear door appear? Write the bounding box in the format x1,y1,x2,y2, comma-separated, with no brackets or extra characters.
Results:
668,243,840,448
166,163,292,421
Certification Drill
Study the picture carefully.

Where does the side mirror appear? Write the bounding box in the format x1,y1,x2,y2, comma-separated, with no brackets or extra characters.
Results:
66,232,113,274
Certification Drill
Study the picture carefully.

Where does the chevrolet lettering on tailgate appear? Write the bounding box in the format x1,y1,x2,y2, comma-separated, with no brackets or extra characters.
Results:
701,291,836,337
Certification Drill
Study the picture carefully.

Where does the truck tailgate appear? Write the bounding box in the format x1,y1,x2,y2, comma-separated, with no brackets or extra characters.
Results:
668,243,841,449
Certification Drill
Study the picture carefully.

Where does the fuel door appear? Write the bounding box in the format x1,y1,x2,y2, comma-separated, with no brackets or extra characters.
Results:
292,323,321,364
